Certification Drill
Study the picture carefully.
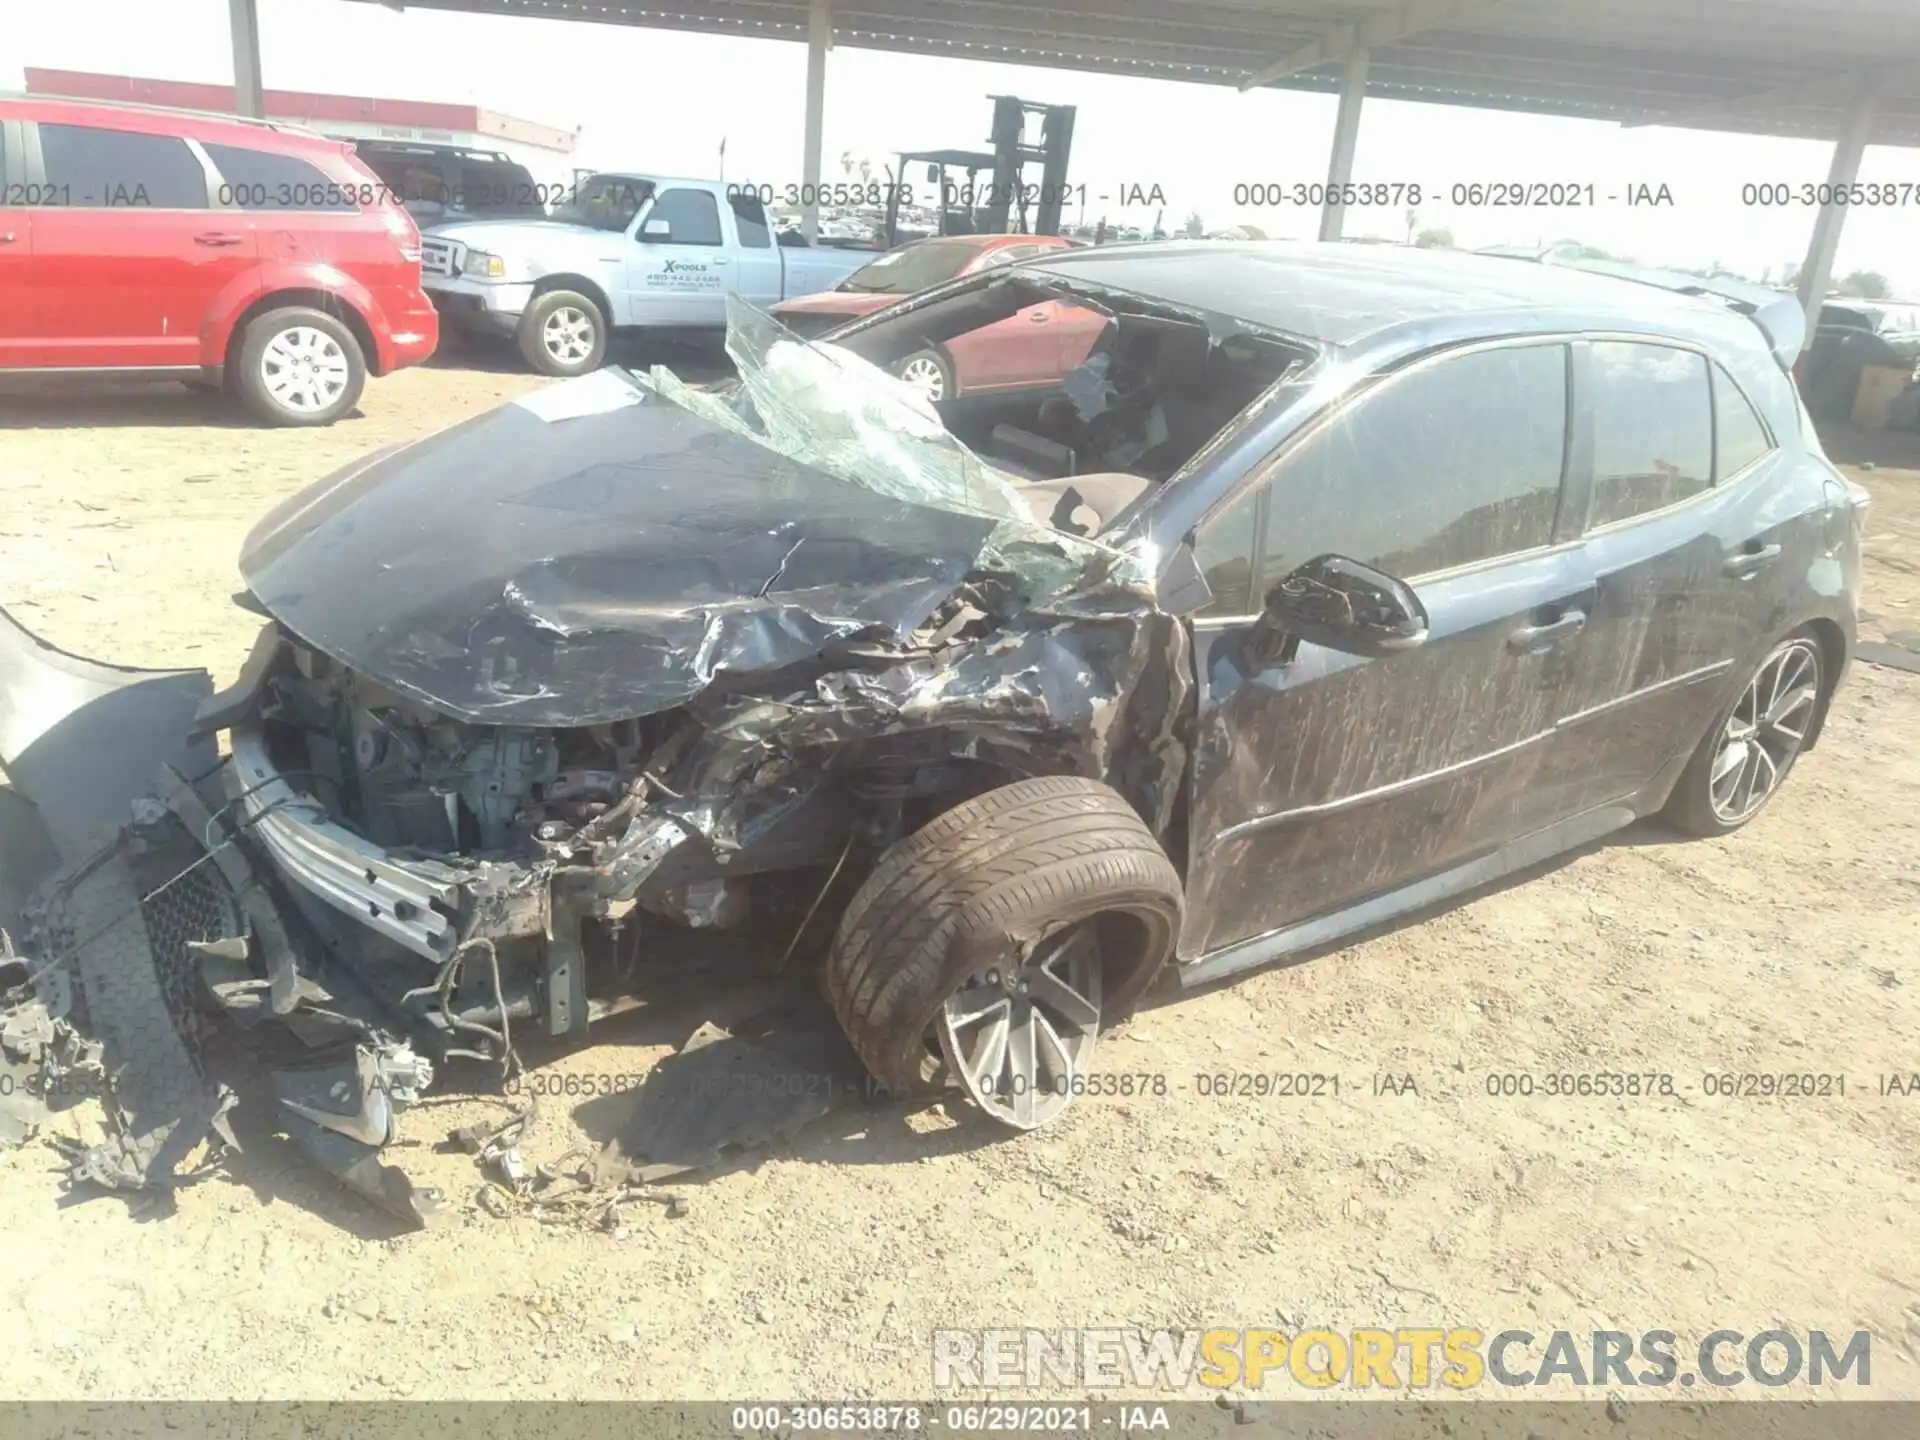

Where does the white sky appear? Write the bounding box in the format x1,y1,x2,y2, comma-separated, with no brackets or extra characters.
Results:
5,0,1916,294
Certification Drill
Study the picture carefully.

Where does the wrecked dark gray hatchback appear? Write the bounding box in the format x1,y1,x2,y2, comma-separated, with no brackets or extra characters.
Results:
0,243,1865,1218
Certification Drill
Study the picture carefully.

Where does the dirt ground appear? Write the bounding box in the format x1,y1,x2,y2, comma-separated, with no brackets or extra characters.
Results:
1,356,1918,1406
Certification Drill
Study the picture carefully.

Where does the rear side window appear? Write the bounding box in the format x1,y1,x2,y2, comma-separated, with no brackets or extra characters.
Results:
204,143,356,211
39,123,208,208
729,193,772,248
643,188,722,245
1587,342,1712,527
1712,364,1773,479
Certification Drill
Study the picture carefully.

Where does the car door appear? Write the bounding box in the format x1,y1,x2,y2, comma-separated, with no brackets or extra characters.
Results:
1179,340,1596,962
1543,340,1791,814
0,117,37,365
28,119,255,368
943,246,1052,391
624,186,730,327
727,192,783,306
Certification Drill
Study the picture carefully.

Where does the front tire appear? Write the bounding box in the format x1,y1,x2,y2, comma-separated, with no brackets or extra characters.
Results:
236,307,365,426
1664,630,1824,837
826,776,1182,1131
517,290,607,376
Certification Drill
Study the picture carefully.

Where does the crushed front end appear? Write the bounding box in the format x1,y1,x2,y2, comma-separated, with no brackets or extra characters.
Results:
0,291,1262,1219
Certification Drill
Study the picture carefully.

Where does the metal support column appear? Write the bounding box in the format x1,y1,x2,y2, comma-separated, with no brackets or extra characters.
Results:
229,0,266,119
801,0,831,243
1317,46,1370,242
1795,86,1880,351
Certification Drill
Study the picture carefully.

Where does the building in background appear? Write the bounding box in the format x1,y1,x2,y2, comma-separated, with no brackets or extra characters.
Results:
22,67,577,184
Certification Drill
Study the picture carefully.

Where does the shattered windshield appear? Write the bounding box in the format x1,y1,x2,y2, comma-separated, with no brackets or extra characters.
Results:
636,295,1141,597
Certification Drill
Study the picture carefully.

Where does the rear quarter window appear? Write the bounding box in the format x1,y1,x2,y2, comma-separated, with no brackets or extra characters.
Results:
729,193,772,248
1712,363,1774,480
204,143,358,211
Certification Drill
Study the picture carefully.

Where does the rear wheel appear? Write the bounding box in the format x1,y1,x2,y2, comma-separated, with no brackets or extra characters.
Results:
1664,630,1824,836
517,290,606,376
826,776,1182,1130
236,307,365,426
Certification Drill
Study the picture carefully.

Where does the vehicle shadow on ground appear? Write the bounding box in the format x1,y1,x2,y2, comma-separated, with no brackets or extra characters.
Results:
428,333,735,385
0,377,267,430
61,818,1691,1237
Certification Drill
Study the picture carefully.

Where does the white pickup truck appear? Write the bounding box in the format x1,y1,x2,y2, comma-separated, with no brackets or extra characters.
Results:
420,173,874,375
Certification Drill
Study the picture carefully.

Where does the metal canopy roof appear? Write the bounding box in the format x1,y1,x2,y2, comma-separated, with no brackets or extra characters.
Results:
350,0,1920,146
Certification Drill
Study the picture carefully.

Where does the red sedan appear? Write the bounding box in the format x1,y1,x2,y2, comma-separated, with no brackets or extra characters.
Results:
771,234,1107,401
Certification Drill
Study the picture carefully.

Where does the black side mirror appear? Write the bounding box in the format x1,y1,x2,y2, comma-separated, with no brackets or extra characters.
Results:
1257,554,1430,659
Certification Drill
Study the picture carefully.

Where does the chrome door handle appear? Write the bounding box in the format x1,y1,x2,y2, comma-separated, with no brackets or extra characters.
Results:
194,232,244,246
1722,542,1782,578
1508,609,1587,652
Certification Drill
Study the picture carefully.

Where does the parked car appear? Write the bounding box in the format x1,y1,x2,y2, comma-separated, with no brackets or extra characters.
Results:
771,232,1106,399
419,173,872,375
0,245,1866,1212
0,95,438,425
342,138,554,228
1799,299,1920,424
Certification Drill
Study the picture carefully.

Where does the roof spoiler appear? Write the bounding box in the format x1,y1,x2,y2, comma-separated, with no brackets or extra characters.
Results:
1545,256,1806,370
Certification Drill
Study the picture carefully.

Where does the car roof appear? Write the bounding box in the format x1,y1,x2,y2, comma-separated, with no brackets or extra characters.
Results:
1022,241,1764,353
0,94,338,153
348,139,521,165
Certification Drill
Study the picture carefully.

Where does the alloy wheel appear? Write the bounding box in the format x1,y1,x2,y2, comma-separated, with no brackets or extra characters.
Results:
1708,637,1821,824
936,919,1103,1130
542,305,597,365
260,327,350,414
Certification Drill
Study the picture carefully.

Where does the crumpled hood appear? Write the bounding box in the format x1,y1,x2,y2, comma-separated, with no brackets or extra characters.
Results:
239,371,996,727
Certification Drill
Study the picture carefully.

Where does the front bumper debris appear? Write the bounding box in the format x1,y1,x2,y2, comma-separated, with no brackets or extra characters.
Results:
0,605,444,1221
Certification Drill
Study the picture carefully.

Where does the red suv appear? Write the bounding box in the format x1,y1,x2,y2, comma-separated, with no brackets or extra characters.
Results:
0,96,438,425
